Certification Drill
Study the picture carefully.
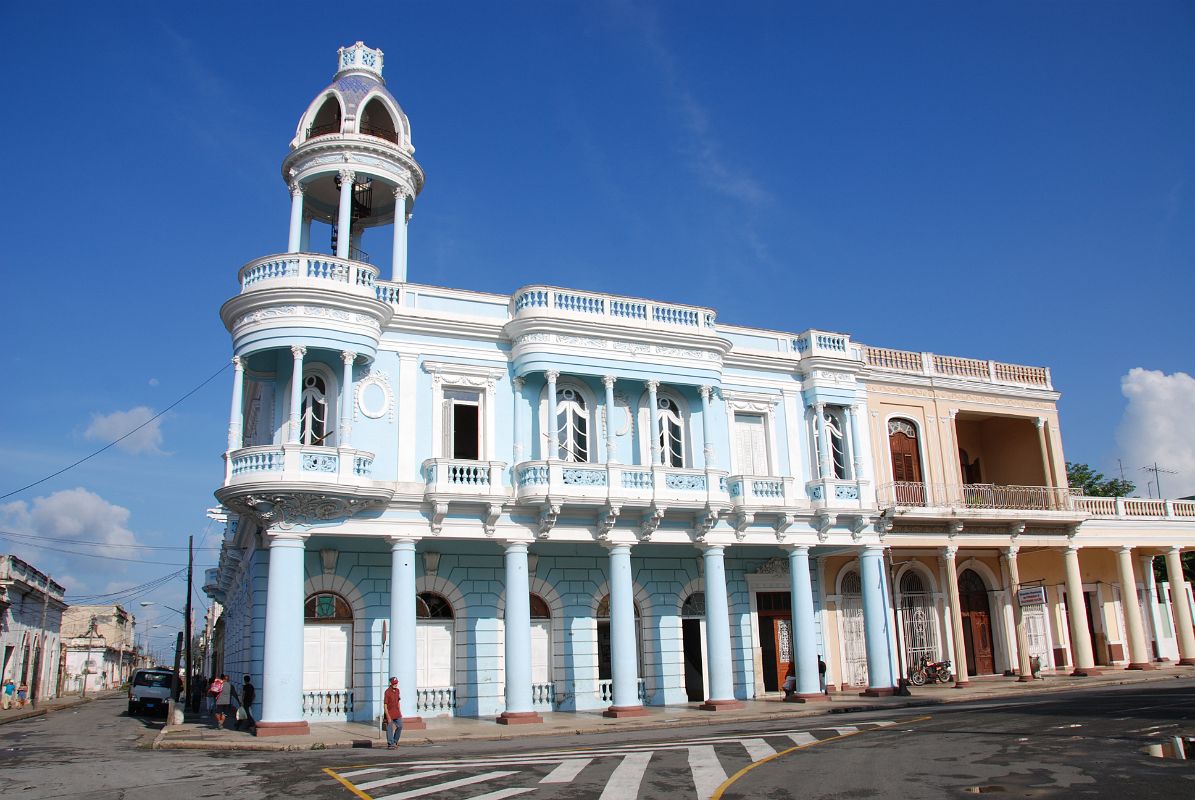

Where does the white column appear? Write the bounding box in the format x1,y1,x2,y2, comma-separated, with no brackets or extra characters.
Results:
1165,548,1195,665
288,345,306,445
847,404,863,480
814,403,831,479
941,546,970,686
388,538,424,726
699,545,743,710
545,371,559,459
512,377,525,464
604,543,647,717
603,376,617,463
786,546,825,700
392,187,408,282
258,532,309,735
699,386,715,469
287,182,305,253
339,352,355,448
336,169,354,259
299,213,311,252
647,381,661,465
227,356,245,453
498,542,542,724
1063,545,1099,674
1117,546,1153,669
1002,546,1034,681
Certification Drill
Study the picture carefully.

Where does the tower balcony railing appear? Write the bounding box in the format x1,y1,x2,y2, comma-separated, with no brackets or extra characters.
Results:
223,443,379,490
727,475,800,509
877,481,1075,512
237,253,379,296
511,286,717,331
514,460,729,508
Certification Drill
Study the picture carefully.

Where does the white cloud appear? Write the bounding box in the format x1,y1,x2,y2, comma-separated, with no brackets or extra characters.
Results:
0,488,146,596
1116,368,1195,498
148,378,160,387
84,406,165,455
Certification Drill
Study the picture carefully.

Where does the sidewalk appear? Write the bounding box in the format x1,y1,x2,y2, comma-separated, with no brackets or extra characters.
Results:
0,688,123,725
154,665,1194,752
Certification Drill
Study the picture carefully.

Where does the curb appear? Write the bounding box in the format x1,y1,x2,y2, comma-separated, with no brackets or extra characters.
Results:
0,695,94,726
150,669,1192,752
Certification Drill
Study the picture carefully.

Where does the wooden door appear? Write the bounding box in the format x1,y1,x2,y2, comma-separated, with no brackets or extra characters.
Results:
773,617,794,688
959,570,995,675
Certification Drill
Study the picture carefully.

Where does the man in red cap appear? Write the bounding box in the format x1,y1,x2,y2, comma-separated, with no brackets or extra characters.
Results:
383,677,403,749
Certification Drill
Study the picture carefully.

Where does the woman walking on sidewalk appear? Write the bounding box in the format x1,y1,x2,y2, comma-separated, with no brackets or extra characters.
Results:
213,674,239,729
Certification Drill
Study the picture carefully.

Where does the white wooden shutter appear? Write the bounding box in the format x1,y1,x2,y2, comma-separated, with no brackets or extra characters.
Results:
530,621,551,684
734,413,769,475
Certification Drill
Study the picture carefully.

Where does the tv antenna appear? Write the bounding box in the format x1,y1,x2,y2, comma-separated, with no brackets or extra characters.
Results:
1141,462,1177,499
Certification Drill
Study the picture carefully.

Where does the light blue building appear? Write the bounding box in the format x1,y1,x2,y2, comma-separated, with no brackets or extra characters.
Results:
205,43,1195,736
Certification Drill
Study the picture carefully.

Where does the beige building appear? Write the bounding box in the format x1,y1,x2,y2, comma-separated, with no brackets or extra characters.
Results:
61,605,138,693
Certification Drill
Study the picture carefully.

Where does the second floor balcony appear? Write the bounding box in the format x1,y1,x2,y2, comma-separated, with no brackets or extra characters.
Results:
877,481,1082,524
513,461,730,510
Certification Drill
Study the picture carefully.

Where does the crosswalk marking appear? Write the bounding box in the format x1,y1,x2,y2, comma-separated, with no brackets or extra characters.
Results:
829,726,859,735
597,751,651,800
787,732,817,746
465,790,536,800
373,770,518,800
540,758,591,784
339,767,390,778
740,738,778,762
356,769,454,791
688,746,728,800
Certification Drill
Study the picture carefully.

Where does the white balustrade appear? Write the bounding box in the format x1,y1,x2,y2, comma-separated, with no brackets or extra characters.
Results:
862,345,1052,389
229,446,284,476
514,461,729,507
223,445,383,494
301,689,354,719
597,678,645,703
416,686,456,714
511,286,716,330
727,475,796,508
238,253,379,296
530,682,556,709
422,459,508,497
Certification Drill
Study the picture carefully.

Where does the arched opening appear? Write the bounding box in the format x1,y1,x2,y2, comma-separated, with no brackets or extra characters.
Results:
595,595,642,689
359,98,398,144
756,591,793,693
838,569,868,687
556,386,589,462
888,419,925,504
308,96,342,139
303,593,352,695
657,395,686,467
300,371,332,446
898,569,939,669
822,408,848,479
529,594,552,688
958,569,995,676
415,592,455,698
680,592,706,702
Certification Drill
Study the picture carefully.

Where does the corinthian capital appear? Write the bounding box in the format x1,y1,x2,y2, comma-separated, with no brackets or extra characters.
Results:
338,168,356,185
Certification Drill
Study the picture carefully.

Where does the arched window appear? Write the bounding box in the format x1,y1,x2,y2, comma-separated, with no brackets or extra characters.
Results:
308,95,342,139
359,97,398,143
681,592,706,617
898,569,939,668
415,592,454,695
416,592,454,619
838,569,867,687
303,592,352,693
888,419,924,504
657,396,685,467
529,594,552,686
556,386,589,462
300,372,331,445
824,409,847,479
305,593,352,621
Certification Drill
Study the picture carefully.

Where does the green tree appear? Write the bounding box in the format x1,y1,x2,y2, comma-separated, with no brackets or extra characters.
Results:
1066,461,1135,497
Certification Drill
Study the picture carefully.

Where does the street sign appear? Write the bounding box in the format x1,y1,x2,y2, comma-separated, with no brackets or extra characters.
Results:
1018,586,1047,606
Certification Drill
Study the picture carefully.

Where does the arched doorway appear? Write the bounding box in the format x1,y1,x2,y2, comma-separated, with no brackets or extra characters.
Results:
838,569,868,687
595,595,642,701
756,591,793,693
898,570,939,669
416,592,455,698
958,570,995,675
303,593,352,695
680,592,706,702
888,419,925,504
529,594,552,688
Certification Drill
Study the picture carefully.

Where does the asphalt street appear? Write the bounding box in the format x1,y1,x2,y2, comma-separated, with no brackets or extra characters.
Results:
0,681,1191,799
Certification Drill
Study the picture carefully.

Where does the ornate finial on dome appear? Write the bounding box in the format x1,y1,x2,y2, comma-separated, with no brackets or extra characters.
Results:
335,42,384,81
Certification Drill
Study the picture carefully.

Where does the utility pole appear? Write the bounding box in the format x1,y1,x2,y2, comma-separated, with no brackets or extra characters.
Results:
1141,462,1177,500
30,572,51,707
184,534,194,712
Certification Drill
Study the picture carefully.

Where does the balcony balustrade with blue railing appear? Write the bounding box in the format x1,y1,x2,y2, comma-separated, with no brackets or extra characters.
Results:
237,253,379,296
422,459,509,498
726,475,797,508
515,461,728,508
222,444,386,500
511,286,716,331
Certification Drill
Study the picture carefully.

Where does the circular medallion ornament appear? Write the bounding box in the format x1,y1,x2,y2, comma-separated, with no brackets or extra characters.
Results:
356,375,392,419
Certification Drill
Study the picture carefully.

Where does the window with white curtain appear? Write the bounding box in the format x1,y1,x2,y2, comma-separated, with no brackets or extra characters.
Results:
657,396,685,467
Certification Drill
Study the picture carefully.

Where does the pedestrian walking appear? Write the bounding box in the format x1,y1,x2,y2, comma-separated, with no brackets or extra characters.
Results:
16,682,28,708
818,654,828,694
1,678,14,709
383,677,403,749
236,675,256,732
213,674,239,729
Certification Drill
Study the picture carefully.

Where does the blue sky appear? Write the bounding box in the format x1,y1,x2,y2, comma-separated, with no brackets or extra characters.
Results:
1,1,1192,612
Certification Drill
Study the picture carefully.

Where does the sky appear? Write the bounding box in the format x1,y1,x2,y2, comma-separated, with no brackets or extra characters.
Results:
0,1,1192,627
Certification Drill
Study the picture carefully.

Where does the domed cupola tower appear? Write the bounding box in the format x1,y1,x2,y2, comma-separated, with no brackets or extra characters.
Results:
283,41,424,282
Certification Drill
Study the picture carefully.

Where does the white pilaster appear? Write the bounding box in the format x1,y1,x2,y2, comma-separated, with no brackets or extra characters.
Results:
545,371,559,459
288,345,306,445
647,381,661,465
339,351,355,448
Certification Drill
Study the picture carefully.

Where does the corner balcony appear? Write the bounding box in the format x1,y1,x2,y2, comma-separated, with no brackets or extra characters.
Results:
237,253,380,298
216,444,393,524
877,481,1084,526
727,475,800,510
514,461,729,511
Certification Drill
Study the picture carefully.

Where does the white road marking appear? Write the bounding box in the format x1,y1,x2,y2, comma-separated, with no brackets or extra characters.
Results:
741,738,778,762
356,769,455,791
540,758,591,784
598,752,652,800
464,790,536,800
688,746,728,800
787,732,817,746
339,767,391,778
373,770,518,800
829,726,859,735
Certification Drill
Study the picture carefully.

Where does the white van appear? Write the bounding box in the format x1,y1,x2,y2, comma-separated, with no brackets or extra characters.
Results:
128,668,175,716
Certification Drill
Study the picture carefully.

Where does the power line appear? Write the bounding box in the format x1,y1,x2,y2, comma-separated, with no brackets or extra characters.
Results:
0,361,230,501
0,528,220,551
0,532,190,566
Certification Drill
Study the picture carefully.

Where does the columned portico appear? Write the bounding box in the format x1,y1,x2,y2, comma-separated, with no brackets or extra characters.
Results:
1164,548,1195,665
859,546,896,696
942,546,970,687
389,538,425,728
288,345,305,444
498,542,542,724
257,532,309,736
1117,546,1154,669
604,543,647,717
1063,545,1100,676
785,545,827,701
698,545,744,711
1001,545,1034,681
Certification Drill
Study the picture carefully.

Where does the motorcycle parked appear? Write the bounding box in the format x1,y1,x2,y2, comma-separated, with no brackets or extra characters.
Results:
908,657,953,686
